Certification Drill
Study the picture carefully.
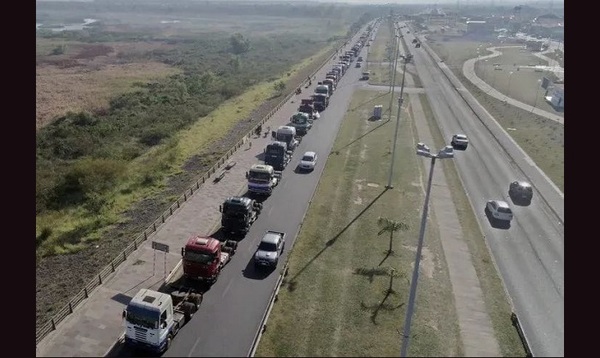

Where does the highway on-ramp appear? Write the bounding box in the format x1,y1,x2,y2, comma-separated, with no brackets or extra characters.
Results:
401,24,564,357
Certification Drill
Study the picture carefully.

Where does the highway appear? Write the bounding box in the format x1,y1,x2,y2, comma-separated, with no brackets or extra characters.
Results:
156,26,375,357
401,23,564,357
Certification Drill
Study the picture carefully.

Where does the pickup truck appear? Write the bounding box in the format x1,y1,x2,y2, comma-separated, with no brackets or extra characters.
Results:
254,230,286,269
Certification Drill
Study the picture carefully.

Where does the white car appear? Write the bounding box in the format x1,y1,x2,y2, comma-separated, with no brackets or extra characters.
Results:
299,151,317,171
486,200,513,222
451,134,469,150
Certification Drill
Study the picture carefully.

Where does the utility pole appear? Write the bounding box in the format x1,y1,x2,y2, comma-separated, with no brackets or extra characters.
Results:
386,56,407,190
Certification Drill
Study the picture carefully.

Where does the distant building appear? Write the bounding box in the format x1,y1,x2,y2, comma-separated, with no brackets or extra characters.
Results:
533,14,564,28
466,20,494,35
546,84,564,109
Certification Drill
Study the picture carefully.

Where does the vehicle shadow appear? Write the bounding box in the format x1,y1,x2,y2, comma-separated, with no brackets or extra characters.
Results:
242,190,269,204
509,194,532,207
484,208,512,230
241,256,275,280
209,227,247,242
284,188,389,287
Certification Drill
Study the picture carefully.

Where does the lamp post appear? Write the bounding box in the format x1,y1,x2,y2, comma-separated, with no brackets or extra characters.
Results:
532,78,542,112
386,54,410,189
506,71,514,101
399,143,455,357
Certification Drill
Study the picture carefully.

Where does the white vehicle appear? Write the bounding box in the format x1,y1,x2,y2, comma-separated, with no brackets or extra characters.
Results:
299,151,317,171
254,230,285,268
451,134,469,150
486,200,514,222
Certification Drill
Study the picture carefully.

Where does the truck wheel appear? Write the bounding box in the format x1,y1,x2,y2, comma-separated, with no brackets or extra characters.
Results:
190,293,203,309
182,302,196,322
165,334,173,352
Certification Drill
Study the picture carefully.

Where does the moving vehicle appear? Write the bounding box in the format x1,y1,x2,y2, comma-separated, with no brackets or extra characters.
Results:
485,200,514,222
272,125,300,151
509,181,534,203
264,141,290,171
219,196,263,235
355,62,362,68
322,78,336,94
123,288,202,354
451,134,469,150
246,164,282,196
254,230,286,269
315,84,331,98
361,71,370,80
298,151,317,172
181,235,238,283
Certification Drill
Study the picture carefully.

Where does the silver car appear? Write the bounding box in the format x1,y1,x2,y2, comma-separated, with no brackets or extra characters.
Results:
254,231,285,268
486,200,513,222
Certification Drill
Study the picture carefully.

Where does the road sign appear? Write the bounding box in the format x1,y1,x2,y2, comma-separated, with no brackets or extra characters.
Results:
151,241,169,253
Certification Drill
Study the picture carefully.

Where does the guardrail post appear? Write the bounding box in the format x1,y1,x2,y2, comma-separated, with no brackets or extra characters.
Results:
69,302,73,314
84,288,88,298
99,274,102,284
184,193,187,201
134,240,137,250
153,223,156,231
190,188,193,195
196,182,199,189
144,232,147,240
162,215,165,223
170,207,173,215
111,262,115,272
51,319,56,330
123,252,126,261
177,200,180,208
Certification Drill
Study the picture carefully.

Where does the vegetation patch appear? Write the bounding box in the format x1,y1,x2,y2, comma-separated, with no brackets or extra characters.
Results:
256,89,461,357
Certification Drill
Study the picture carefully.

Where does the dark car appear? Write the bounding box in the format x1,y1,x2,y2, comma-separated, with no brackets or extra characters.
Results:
509,181,533,203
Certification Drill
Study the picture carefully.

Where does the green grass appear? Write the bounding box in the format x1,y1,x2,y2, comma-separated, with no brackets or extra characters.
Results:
367,20,393,63
543,49,564,68
427,38,564,192
417,94,527,357
366,64,405,86
256,89,461,357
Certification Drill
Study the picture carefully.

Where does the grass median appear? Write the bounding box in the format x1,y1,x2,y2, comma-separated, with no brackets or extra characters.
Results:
255,89,462,357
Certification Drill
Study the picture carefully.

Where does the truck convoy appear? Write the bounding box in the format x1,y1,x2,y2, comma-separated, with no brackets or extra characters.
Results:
219,196,263,235
123,288,202,353
246,164,282,196
121,20,375,355
264,141,290,170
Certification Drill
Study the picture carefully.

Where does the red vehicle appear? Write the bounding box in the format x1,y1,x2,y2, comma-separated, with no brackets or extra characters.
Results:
181,235,238,284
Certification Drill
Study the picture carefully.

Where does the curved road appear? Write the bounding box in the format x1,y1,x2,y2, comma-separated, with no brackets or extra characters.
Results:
158,26,375,357
406,24,564,356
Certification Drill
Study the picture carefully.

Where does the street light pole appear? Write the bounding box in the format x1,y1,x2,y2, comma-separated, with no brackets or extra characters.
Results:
400,156,436,358
506,71,514,101
386,57,407,190
532,79,542,112
388,33,400,120
400,143,454,357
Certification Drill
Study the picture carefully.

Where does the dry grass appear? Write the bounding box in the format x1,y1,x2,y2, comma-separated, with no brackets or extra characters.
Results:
36,38,181,130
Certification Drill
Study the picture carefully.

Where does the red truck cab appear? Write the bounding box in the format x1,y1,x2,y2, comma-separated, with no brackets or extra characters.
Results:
181,236,236,283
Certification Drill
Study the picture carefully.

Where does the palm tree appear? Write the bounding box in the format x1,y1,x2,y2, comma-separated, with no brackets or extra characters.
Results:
377,216,409,255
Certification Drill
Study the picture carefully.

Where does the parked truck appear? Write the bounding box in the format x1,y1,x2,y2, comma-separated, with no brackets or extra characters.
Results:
219,196,263,235
322,78,336,94
272,125,300,151
298,98,318,120
312,93,329,112
123,288,203,354
264,141,290,170
290,112,312,135
181,235,238,283
246,164,282,196
315,83,331,98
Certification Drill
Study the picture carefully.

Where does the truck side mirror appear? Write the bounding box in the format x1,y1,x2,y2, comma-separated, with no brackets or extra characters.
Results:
122,310,127,319
219,205,222,213
181,247,185,257
245,172,249,179
271,131,276,139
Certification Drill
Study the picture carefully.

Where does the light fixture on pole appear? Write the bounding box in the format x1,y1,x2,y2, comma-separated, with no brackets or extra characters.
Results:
400,142,455,357
386,54,410,190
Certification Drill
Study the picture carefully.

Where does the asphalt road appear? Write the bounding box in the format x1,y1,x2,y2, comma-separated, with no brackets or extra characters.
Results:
156,27,374,358
401,24,564,357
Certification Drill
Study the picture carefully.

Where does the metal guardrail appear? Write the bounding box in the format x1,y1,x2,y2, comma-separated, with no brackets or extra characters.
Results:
36,39,349,347
512,313,533,357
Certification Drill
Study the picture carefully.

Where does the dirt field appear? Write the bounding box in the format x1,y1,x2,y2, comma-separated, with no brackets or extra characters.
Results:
36,39,180,129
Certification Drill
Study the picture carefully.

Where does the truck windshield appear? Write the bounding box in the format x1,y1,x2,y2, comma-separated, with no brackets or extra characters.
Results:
293,116,307,124
275,133,293,143
249,171,271,181
223,204,247,214
184,250,216,264
316,88,328,95
125,306,159,330
258,242,277,252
